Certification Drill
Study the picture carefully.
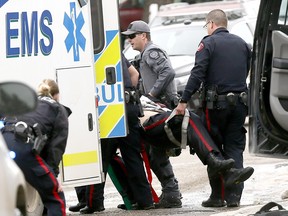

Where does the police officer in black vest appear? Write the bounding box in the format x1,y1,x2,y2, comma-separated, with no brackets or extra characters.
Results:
175,9,253,208
2,80,70,216
69,53,154,214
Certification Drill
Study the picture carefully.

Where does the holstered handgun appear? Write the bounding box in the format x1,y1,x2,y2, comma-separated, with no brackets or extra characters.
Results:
32,123,48,155
205,85,218,109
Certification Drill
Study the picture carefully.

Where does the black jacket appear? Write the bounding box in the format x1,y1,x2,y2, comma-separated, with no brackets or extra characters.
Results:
182,27,252,101
18,96,69,176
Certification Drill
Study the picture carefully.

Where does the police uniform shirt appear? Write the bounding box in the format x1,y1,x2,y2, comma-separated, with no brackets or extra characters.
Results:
140,42,177,98
181,27,252,102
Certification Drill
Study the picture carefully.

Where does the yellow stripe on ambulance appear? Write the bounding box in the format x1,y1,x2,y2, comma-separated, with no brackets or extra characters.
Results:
95,30,127,138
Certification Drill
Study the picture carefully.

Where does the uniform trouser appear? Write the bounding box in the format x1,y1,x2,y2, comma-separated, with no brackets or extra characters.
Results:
203,100,248,203
75,103,153,208
149,145,180,196
148,110,228,197
187,111,226,164
3,132,66,216
147,96,181,197
74,138,111,208
116,102,153,207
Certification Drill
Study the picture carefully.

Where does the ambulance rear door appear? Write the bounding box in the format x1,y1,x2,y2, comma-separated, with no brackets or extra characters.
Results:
91,0,128,139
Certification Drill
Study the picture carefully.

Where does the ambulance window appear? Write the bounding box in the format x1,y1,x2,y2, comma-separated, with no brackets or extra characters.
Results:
278,0,288,25
90,0,105,54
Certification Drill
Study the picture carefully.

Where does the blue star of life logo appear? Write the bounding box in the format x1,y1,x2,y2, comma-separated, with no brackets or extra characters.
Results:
64,2,86,61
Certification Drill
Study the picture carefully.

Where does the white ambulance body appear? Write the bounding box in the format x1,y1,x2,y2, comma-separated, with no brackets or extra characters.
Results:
0,0,126,214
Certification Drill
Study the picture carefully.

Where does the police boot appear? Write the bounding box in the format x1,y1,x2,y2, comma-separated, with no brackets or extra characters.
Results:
68,202,86,212
202,197,226,207
206,153,235,177
225,167,254,188
155,192,182,209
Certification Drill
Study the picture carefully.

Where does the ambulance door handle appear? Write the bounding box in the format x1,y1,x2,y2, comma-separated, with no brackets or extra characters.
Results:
106,67,116,85
88,113,93,131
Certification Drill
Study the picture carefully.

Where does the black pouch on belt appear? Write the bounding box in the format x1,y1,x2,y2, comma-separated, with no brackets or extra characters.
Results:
226,93,237,106
14,121,28,142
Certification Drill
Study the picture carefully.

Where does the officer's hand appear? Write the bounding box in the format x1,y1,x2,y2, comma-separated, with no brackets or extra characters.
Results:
57,179,63,192
175,102,187,115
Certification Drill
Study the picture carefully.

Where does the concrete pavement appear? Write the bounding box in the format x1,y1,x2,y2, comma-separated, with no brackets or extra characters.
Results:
65,135,288,216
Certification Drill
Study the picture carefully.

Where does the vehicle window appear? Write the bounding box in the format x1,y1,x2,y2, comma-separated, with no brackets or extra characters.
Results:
90,0,104,54
230,21,254,45
278,0,288,24
152,25,206,56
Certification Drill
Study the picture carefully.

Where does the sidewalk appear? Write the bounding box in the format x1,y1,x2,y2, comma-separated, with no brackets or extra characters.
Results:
212,153,288,215
65,136,288,215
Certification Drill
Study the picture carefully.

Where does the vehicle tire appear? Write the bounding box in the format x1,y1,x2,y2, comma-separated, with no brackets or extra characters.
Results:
25,183,44,216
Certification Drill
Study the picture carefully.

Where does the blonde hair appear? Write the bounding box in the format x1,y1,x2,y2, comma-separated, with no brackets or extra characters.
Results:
38,79,59,98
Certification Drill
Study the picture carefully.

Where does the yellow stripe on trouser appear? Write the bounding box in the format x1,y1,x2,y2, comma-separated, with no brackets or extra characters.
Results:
62,151,98,167
100,104,124,138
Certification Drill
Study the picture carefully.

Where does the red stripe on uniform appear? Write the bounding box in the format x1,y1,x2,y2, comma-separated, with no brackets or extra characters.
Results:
35,155,66,216
88,185,95,208
143,117,168,130
204,108,225,200
205,107,211,132
189,119,213,152
140,140,159,203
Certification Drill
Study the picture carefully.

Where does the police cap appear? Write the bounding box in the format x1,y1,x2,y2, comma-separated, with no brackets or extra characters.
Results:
122,20,150,35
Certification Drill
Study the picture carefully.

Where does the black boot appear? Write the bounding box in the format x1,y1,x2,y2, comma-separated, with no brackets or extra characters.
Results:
79,205,105,214
202,197,226,207
206,153,235,177
225,167,254,188
68,202,86,212
155,192,182,208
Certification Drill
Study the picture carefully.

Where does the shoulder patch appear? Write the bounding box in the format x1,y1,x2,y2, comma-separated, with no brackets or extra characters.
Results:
197,42,205,52
149,50,160,60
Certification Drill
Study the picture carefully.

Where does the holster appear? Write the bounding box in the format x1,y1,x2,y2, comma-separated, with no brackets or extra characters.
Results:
124,89,144,117
205,86,217,109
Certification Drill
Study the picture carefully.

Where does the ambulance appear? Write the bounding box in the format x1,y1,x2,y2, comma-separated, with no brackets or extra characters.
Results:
0,0,126,214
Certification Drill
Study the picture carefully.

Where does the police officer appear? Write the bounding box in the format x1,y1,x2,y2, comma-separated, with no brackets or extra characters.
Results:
2,79,69,216
122,20,182,208
69,53,154,214
175,9,253,207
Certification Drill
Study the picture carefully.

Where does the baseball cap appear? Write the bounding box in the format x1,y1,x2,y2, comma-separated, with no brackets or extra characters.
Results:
122,20,150,35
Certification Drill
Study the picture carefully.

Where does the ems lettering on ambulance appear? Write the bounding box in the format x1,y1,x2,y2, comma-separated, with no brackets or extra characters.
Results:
4,1,85,62
94,30,127,138
5,7,53,58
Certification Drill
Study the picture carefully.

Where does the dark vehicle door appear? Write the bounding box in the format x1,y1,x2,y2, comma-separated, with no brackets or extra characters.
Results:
249,0,288,157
